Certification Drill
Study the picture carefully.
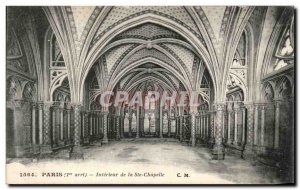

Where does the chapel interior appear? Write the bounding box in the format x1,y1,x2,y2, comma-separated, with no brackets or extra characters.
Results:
6,6,295,184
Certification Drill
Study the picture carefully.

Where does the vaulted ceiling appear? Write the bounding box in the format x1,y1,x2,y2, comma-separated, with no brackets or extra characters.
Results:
6,6,293,104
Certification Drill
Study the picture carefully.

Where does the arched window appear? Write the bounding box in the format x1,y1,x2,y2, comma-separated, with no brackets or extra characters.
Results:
50,34,65,67
274,17,294,71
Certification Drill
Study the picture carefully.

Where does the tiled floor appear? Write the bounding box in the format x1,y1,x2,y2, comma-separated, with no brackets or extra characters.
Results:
81,139,281,184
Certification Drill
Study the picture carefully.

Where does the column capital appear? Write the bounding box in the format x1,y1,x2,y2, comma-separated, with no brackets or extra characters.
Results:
12,99,26,108
233,102,241,111
244,103,254,110
214,103,226,111
43,101,53,110
70,103,82,111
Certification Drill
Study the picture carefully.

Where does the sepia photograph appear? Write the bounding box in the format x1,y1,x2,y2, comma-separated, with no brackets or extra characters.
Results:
5,5,295,185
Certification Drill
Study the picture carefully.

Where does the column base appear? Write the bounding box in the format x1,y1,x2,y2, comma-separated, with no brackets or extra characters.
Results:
242,145,254,160
190,138,196,147
69,146,84,160
30,145,40,154
83,137,90,145
226,139,232,144
208,137,215,145
211,144,225,160
93,140,102,146
12,145,25,158
39,145,52,159
102,137,108,144
233,141,238,146
58,140,66,147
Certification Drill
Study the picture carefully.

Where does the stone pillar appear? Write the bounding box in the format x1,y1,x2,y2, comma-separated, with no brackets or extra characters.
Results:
11,100,25,157
209,110,215,145
233,103,239,145
274,101,281,149
30,103,39,154
70,104,83,159
37,102,43,145
159,107,163,138
222,111,225,140
227,103,232,144
89,112,93,136
260,105,265,147
115,115,120,140
179,115,183,141
190,112,196,146
51,106,57,146
59,106,64,144
203,112,207,139
205,112,209,140
200,112,203,139
40,102,53,154
83,112,90,144
139,116,144,137
128,116,132,137
168,117,171,137
254,104,259,146
31,103,37,146
243,104,254,159
136,108,140,138
175,116,179,138
120,115,124,138
66,107,71,144
242,106,246,144
212,103,225,160
102,112,109,143
93,112,97,136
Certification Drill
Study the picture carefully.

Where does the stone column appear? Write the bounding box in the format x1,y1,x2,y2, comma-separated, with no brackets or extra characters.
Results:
209,110,215,145
212,103,225,160
260,105,265,147
159,107,163,138
175,116,179,138
31,103,36,146
200,112,203,139
93,112,97,136
40,102,53,154
37,102,43,145
274,101,281,149
51,106,57,146
205,112,209,140
11,100,25,157
66,107,71,144
179,115,183,141
83,111,90,144
59,105,64,144
242,106,246,144
222,111,225,140
136,108,140,138
233,103,239,146
102,111,109,143
70,104,83,159
243,104,254,159
139,116,144,137
203,112,207,139
120,115,124,138
190,112,196,146
227,103,232,144
168,117,171,137
254,104,259,146
89,112,93,136
128,116,132,137
115,115,120,140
